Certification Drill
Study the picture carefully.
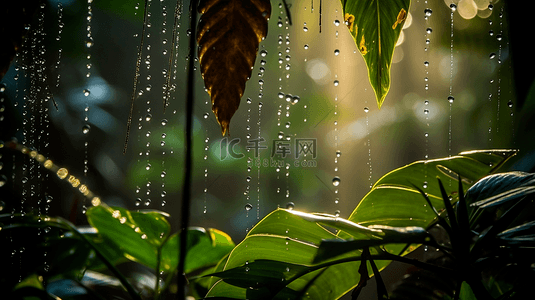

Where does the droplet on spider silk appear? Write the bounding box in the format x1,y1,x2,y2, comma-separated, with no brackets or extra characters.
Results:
82,124,91,134
332,176,341,186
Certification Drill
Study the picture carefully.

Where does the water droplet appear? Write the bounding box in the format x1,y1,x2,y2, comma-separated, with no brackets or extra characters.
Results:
260,50,268,57
82,124,91,134
285,122,291,128
488,4,493,10
83,89,90,96
426,28,432,34
496,34,502,41
332,176,341,186
424,61,429,67
146,163,151,170
285,202,295,210
161,119,168,126
364,107,369,113
336,150,341,157
489,53,496,59
334,210,340,217
291,95,300,105
450,3,457,11
424,109,429,114
424,8,432,17
203,113,209,119
245,203,253,211
507,100,513,108
303,26,308,32
85,38,94,48
424,132,429,137
135,198,142,206
333,80,339,86
304,44,309,50
160,171,166,178
145,113,152,122
448,96,454,103
334,49,340,56
0,200,5,211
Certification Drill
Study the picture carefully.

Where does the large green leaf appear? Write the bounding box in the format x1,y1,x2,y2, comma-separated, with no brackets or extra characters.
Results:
341,0,410,107
86,206,171,269
161,227,235,274
86,206,235,275
205,151,516,299
205,209,363,299
347,150,517,230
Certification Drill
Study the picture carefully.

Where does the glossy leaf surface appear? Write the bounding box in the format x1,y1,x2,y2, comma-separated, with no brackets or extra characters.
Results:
197,0,271,135
341,0,410,107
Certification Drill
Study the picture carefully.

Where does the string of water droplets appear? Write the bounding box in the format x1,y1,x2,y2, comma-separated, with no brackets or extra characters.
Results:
333,13,341,212
423,1,433,190
448,3,456,158
487,3,496,146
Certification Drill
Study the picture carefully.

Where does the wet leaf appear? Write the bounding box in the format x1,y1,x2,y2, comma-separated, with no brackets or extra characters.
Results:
197,0,271,135
341,0,411,108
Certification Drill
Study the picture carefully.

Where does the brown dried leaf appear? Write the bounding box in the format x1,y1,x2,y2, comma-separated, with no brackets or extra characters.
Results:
197,0,271,136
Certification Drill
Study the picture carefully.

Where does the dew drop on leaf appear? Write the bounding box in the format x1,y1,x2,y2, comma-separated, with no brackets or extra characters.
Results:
285,202,295,210
83,89,90,96
245,203,253,211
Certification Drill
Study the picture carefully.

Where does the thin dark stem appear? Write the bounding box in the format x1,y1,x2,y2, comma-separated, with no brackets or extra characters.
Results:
281,0,292,25
319,0,322,33
177,0,198,299
123,0,149,154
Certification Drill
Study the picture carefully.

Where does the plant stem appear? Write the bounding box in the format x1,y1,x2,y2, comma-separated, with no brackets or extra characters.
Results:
177,1,198,299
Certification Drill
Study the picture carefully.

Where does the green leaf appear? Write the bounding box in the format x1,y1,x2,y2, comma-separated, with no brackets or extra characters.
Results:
205,151,516,299
314,226,431,263
459,282,477,300
86,206,234,275
341,0,410,107
205,209,362,299
86,206,171,269
347,150,517,230
161,227,235,274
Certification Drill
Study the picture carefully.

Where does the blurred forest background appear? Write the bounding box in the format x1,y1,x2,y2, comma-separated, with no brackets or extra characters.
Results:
1,0,535,272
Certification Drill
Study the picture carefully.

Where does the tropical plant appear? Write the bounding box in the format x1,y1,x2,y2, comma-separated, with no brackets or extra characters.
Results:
3,145,534,299
1,0,532,300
